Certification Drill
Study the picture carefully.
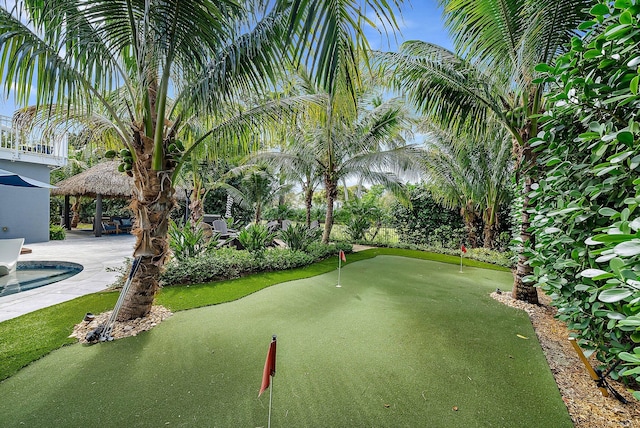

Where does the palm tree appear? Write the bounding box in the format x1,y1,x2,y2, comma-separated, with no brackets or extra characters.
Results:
221,163,290,224
375,0,592,303
0,1,404,319
420,124,512,248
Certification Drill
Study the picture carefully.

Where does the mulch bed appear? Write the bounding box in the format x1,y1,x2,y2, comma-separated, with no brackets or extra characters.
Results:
491,291,640,427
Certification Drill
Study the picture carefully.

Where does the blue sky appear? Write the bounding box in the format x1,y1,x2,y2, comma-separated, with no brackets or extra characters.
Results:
0,1,452,118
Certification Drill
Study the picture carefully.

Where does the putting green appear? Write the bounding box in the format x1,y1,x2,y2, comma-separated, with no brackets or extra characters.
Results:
0,256,571,427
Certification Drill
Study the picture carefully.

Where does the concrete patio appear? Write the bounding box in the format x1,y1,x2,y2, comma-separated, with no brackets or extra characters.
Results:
0,231,135,322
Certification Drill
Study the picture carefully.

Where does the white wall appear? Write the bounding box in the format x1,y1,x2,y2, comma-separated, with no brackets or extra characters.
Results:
0,160,51,243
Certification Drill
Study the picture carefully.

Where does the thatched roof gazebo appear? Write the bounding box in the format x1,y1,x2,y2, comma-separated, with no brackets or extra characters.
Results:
53,161,188,237
52,161,134,199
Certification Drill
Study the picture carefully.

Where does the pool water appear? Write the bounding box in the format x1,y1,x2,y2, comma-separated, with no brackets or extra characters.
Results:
0,261,83,297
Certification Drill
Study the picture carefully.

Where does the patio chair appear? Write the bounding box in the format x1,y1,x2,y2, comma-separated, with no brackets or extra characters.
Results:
113,217,133,234
0,238,24,276
101,221,118,234
212,219,237,238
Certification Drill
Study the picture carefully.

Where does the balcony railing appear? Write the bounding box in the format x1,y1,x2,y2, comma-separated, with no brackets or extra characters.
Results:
0,115,68,167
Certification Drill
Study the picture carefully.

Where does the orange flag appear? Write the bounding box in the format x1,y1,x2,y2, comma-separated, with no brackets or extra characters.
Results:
339,250,346,262
259,336,277,397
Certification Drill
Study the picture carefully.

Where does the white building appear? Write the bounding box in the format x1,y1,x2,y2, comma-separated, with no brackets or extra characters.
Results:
0,115,68,243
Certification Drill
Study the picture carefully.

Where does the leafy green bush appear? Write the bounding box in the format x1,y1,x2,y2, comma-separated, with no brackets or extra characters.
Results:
279,223,322,251
237,223,276,253
49,225,66,240
384,242,513,268
161,243,353,286
530,1,640,398
390,184,465,248
168,219,217,262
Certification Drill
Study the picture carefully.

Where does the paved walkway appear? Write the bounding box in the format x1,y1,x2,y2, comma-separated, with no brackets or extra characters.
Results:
0,231,136,322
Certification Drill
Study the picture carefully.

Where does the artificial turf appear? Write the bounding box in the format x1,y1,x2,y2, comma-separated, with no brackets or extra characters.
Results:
0,256,571,427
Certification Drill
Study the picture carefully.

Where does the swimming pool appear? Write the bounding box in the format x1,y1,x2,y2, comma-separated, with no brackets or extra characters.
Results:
0,261,83,297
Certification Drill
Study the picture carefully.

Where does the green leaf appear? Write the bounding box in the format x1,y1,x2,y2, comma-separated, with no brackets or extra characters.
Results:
583,49,602,59
614,0,632,9
617,132,634,145
619,351,640,363
578,20,597,30
614,240,640,256
630,76,639,95
590,4,610,16
598,207,618,217
610,257,626,275
598,288,633,303
534,63,550,72
581,268,610,278
619,11,632,24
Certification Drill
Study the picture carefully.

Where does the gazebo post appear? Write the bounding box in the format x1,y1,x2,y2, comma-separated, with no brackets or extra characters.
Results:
94,194,103,237
64,195,71,230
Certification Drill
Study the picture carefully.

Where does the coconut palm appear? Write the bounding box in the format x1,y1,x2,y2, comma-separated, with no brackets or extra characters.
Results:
0,0,403,319
375,0,592,303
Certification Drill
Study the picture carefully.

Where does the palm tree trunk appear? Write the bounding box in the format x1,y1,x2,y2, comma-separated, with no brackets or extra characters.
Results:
322,177,337,244
483,223,494,250
305,187,313,228
117,139,176,321
511,175,538,304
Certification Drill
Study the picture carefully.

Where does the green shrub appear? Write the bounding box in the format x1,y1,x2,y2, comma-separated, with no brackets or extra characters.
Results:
161,243,354,286
279,223,322,251
390,184,465,247
49,225,66,240
237,223,276,254
383,242,513,268
530,1,640,399
168,219,217,262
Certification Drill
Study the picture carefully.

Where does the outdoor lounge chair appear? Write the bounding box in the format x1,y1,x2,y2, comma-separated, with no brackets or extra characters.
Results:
101,221,118,234
0,238,24,276
113,217,133,233
212,219,237,238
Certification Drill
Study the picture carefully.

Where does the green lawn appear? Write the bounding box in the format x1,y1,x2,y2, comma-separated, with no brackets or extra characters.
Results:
0,255,570,427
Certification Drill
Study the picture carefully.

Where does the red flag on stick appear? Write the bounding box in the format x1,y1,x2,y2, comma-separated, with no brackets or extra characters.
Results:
461,244,467,254
259,335,277,397
339,250,346,262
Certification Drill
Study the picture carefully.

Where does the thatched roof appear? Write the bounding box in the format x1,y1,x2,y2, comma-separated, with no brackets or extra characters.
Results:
51,161,189,199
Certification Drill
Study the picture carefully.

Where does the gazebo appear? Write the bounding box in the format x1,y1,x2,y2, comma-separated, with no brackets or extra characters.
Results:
52,161,188,237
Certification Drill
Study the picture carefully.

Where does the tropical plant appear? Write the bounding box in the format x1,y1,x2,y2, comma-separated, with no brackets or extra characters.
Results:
221,164,291,223
529,1,640,398
419,124,513,249
0,0,404,319
342,190,388,241
375,0,593,303
168,219,217,262
279,222,322,251
237,223,276,254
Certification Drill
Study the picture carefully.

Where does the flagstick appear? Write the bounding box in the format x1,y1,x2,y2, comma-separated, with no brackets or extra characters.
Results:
459,253,463,273
337,256,342,287
268,374,274,428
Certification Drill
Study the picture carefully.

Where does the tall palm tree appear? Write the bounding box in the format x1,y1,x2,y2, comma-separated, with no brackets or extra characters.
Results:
0,0,404,319
375,0,592,303
255,83,417,243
